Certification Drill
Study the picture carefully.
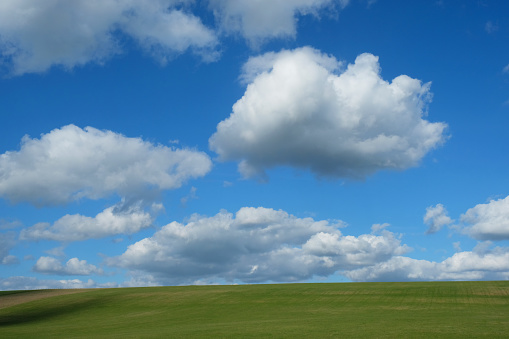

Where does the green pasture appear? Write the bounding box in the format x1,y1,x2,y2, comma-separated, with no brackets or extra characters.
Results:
1,281,508,338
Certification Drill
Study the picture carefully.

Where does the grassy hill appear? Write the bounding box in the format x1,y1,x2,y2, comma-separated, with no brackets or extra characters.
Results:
1,281,508,338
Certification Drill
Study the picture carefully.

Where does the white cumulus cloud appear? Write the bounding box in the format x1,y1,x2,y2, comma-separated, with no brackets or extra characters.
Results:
108,207,408,285
209,0,349,44
424,204,453,234
345,246,509,282
0,0,218,75
0,125,212,206
210,47,447,179
460,195,509,240
20,200,158,242
33,256,103,276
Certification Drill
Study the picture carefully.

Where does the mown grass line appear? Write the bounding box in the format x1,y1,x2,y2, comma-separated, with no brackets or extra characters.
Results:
1,281,508,338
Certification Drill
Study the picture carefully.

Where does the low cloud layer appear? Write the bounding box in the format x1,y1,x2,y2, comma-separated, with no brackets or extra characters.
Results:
460,195,509,240
346,246,509,282
0,276,110,290
210,47,447,179
33,257,103,276
0,125,212,206
20,200,159,242
109,207,409,285
0,0,218,75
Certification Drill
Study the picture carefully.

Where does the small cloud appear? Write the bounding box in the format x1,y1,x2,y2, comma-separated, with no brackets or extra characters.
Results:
485,21,498,33
0,232,17,265
453,241,461,252
424,204,453,234
503,64,509,74
2,255,19,265
21,200,156,242
0,219,22,230
45,246,66,257
223,181,233,187
473,241,493,254
371,223,390,233
210,0,351,46
33,256,103,276
181,186,198,207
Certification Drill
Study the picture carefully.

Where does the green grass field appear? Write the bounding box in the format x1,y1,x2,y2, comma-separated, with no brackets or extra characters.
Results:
1,281,508,338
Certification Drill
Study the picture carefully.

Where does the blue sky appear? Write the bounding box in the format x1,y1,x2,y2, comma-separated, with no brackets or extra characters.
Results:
1,0,509,289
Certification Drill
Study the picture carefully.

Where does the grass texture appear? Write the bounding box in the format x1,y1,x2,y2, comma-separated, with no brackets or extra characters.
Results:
1,281,508,338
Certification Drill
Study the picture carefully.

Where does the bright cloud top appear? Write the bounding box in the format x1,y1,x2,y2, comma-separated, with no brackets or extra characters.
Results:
210,47,448,179
0,125,212,206
109,207,409,285
33,256,103,276
460,195,509,240
209,0,349,44
0,0,218,75
20,200,160,242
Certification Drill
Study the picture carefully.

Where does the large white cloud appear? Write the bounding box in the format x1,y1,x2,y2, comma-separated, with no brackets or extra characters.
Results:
33,256,103,276
209,47,447,179
209,0,349,44
108,207,409,285
20,200,159,242
0,0,218,75
0,125,212,206
345,246,509,282
460,196,509,240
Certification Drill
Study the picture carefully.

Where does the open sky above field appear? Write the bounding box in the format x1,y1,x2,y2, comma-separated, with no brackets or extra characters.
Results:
1,0,509,290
